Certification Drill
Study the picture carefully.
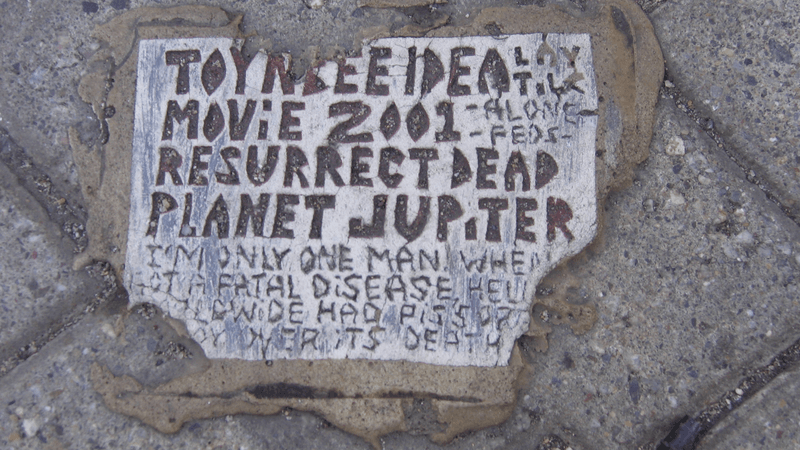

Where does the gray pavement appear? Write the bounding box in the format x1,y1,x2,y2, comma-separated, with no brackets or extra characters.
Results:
0,160,105,371
701,362,800,449
652,0,800,220
1,0,800,449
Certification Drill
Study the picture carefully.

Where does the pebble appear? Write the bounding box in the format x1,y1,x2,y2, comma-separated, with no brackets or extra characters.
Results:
666,136,686,156
22,418,40,437
100,322,117,339
734,231,754,245
668,191,686,206
722,242,740,259
776,242,792,255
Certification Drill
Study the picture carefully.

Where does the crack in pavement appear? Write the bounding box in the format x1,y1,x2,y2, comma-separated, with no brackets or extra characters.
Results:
649,67,800,449
0,260,123,378
658,68,800,229
635,0,669,14
0,126,89,252
655,336,800,449
0,127,121,378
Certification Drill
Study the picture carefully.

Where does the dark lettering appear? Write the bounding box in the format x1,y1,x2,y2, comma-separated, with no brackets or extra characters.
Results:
478,48,510,94
504,151,531,191
349,147,373,187
262,54,295,94
227,99,256,140
404,47,417,95
515,198,537,242
339,246,353,272
409,148,437,189
179,193,195,236
364,327,384,350
328,101,373,143
267,277,285,298
318,300,336,322
313,274,330,298
379,103,400,141
203,102,225,141
146,192,177,236
424,329,437,351
246,145,279,186
305,195,336,239
156,147,183,185
419,250,439,270
421,48,444,96
273,249,290,270
436,276,452,301
450,147,472,188
283,146,310,188
514,47,529,66
435,101,460,142
279,102,304,141
301,328,319,350
165,50,200,94
479,198,509,242
406,103,429,142
258,100,271,140
365,275,381,299
447,47,474,96
215,147,240,185
349,195,387,238
405,326,419,350
201,49,226,95
396,247,414,271
365,47,391,96
202,194,230,238
189,146,212,186
235,194,270,237
394,195,430,243
378,147,404,188
340,303,357,324
289,302,304,324
334,58,358,94
271,194,300,238
513,72,532,95
465,217,477,240
546,197,574,242
229,46,254,95
268,299,283,322
367,248,392,272
344,328,363,349
162,100,198,140
436,195,463,241
302,62,328,96
535,151,558,189
476,148,498,189
364,302,380,322
400,304,416,324
314,146,346,187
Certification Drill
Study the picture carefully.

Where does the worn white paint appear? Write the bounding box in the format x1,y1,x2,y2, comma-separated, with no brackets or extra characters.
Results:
125,35,598,366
